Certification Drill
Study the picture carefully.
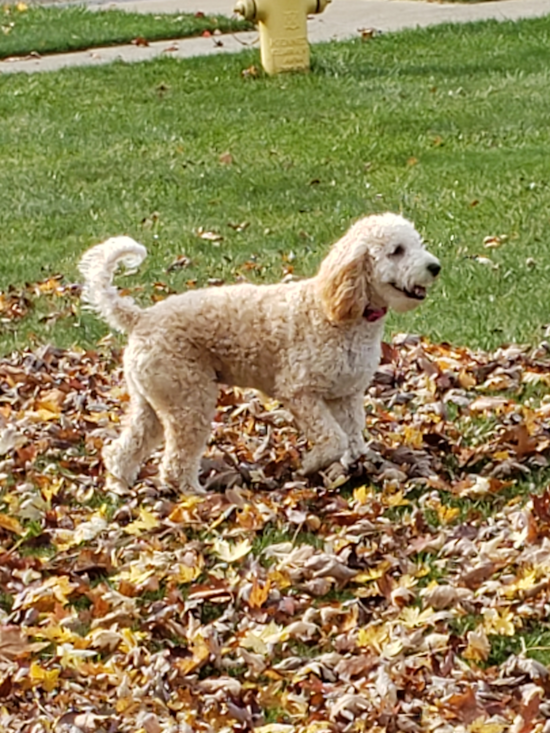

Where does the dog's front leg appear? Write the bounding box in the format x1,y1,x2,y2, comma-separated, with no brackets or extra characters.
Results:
326,393,367,468
287,392,348,475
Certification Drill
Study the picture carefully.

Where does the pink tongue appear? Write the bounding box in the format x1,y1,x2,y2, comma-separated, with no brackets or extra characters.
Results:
413,286,426,298
365,307,387,322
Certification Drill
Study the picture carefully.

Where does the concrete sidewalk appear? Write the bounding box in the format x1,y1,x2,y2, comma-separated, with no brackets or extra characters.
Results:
2,0,550,74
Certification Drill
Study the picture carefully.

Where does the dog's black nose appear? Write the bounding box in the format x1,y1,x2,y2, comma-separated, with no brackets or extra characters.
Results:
427,262,441,277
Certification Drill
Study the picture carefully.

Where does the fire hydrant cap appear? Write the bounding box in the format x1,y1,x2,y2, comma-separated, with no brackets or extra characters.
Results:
234,0,257,21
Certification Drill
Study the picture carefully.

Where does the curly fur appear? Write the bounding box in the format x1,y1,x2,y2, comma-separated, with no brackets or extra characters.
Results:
79,212,440,494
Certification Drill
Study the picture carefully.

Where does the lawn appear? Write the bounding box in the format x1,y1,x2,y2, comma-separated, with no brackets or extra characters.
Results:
1,16,550,354
0,3,251,59
2,15,550,733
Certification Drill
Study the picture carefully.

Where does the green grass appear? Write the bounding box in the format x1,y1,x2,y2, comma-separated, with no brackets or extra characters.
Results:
0,4,251,59
1,16,550,353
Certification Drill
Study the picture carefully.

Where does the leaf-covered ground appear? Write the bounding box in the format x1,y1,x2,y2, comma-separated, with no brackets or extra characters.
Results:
2,280,550,732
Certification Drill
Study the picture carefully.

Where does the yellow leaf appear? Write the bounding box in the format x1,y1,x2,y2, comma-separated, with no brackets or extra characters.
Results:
167,496,204,522
124,508,160,535
35,388,65,413
463,628,491,663
212,538,252,563
119,628,147,653
413,562,432,579
29,408,60,422
57,642,97,669
40,478,63,503
483,608,516,636
177,636,210,675
504,567,538,598
354,560,392,583
436,504,460,525
0,513,23,535
28,661,60,692
249,578,271,609
241,621,283,655
116,697,137,714
468,718,505,733
33,626,78,643
399,606,436,628
267,569,292,590
116,565,155,588
240,631,267,655
83,411,110,424
326,472,349,489
175,563,202,584
357,624,388,652
353,485,372,505
16,2,28,11
383,490,409,508
20,576,77,608
492,450,510,461
402,425,424,449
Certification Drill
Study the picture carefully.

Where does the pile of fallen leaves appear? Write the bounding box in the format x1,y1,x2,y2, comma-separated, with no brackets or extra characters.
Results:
3,331,550,732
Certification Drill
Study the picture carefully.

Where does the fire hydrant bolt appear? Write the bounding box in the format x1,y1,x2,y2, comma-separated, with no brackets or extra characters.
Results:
234,0,331,75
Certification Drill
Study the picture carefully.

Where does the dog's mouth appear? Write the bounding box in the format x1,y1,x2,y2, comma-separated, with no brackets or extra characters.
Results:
390,283,427,301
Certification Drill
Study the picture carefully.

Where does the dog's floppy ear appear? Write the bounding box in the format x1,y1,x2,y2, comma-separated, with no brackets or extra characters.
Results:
317,233,374,323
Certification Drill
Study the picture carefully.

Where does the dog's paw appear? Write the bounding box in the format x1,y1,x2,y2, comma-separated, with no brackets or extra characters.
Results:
105,473,132,497
299,444,344,476
350,439,369,459
321,461,350,488
298,452,323,477
340,449,356,471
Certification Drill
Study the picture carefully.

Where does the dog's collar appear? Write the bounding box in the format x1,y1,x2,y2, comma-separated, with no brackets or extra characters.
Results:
363,306,387,322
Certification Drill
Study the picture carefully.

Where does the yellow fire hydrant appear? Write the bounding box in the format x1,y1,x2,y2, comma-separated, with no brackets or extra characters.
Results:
234,0,332,75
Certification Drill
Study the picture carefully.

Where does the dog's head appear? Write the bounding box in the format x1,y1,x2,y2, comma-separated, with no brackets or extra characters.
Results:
317,212,441,322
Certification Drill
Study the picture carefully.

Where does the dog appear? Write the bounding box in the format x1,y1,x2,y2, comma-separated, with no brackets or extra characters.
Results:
79,212,440,494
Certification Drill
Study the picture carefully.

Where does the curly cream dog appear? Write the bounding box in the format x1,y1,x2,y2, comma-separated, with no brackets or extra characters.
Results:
80,213,440,494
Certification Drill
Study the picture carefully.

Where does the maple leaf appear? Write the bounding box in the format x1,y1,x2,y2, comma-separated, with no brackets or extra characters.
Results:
124,507,160,535
248,578,271,609
357,624,389,653
211,537,252,562
28,661,60,692
482,608,516,636
177,635,211,675
241,621,284,655
398,606,441,628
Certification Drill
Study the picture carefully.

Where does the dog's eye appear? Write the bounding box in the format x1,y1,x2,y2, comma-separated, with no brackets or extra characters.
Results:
390,244,405,257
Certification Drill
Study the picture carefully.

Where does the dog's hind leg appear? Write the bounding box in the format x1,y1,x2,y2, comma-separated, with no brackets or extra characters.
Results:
147,372,218,495
103,393,163,490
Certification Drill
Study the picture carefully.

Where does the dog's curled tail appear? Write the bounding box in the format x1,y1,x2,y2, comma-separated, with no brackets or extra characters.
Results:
79,236,147,333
